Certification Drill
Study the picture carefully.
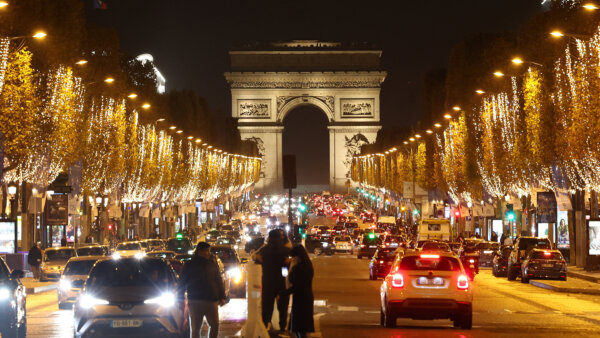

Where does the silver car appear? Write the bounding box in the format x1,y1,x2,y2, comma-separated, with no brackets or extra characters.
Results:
73,257,188,337
40,247,76,281
58,256,105,309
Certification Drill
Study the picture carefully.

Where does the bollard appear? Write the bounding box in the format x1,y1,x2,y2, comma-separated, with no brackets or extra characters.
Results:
240,260,270,337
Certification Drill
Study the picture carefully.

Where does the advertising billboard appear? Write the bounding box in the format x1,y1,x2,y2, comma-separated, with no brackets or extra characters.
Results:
0,221,16,253
590,220,600,256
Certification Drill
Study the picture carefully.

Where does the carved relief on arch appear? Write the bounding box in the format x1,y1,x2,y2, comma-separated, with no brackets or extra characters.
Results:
276,95,335,122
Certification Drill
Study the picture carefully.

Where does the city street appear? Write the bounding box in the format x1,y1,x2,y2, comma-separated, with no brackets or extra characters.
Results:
25,249,600,338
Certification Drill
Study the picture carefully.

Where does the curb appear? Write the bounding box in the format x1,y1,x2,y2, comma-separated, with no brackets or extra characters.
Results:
529,280,600,295
25,283,57,294
567,271,600,284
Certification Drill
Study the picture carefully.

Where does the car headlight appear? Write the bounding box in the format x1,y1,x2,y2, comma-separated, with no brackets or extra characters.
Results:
0,288,11,300
322,242,328,247
59,279,72,291
80,294,109,309
188,249,195,255
234,245,239,250
112,252,121,260
134,252,145,259
144,292,175,308
227,268,243,284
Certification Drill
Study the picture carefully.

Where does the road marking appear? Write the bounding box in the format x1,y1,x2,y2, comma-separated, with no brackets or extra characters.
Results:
338,306,359,311
314,299,327,307
364,310,380,314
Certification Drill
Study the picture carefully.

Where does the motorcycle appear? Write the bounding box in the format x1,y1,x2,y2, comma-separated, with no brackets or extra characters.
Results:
461,253,479,280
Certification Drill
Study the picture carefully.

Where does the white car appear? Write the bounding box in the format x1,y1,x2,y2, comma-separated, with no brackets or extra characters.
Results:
380,252,473,329
113,241,145,258
333,236,353,253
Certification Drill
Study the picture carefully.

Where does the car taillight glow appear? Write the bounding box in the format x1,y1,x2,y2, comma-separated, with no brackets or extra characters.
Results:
420,254,440,259
544,251,552,256
457,274,469,290
391,273,404,288
469,259,475,263
379,260,384,264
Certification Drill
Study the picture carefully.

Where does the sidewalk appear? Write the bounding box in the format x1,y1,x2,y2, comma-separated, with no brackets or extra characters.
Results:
567,266,600,283
21,277,57,294
529,278,600,295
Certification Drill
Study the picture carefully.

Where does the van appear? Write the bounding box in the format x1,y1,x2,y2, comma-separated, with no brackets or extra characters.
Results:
417,219,452,242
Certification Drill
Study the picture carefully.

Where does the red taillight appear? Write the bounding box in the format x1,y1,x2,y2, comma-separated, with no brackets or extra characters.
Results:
544,251,551,256
391,273,404,288
457,274,469,290
469,259,475,263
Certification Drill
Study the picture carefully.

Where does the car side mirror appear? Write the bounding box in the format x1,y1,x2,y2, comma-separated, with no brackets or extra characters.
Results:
11,269,24,279
240,257,249,264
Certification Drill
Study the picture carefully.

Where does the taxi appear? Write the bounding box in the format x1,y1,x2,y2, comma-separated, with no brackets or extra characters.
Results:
379,251,473,329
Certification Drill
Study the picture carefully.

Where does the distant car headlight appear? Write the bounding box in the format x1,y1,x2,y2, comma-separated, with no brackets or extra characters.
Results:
227,268,243,284
188,250,195,255
285,225,290,232
59,279,72,291
144,292,175,308
0,288,11,300
80,294,109,309
234,245,239,250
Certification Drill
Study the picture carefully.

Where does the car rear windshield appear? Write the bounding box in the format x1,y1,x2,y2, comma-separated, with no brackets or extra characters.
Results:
518,238,551,250
362,236,379,244
64,260,97,275
146,240,161,246
399,256,461,271
477,243,494,250
117,243,141,251
226,231,239,237
207,231,221,236
217,238,234,244
335,236,351,241
45,249,76,262
422,242,450,251
376,250,397,259
87,259,172,289
166,238,192,251
210,248,238,263
77,247,105,256
530,251,563,260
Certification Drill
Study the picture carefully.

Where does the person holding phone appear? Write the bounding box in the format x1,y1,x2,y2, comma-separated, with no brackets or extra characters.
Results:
254,229,291,332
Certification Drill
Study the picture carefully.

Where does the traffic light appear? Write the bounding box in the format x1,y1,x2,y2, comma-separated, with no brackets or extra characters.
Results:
298,203,307,212
107,224,112,231
506,204,515,221
454,210,460,218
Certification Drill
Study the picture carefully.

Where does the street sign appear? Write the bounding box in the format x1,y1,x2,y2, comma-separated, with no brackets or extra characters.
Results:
537,192,557,223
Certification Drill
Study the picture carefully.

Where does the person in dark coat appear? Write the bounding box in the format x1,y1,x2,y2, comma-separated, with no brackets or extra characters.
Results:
179,242,227,338
254,229,291,331
28,243,43,280
61,235,67,247
286,244,315,338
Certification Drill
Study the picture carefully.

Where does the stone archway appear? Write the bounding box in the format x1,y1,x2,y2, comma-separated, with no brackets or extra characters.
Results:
225,41,386,193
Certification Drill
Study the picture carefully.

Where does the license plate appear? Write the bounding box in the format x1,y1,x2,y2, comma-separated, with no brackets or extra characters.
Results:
111,319,143,328
369,245,377,248
542,264,553,268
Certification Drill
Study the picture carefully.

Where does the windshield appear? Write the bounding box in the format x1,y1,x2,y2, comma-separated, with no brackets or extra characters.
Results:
362,236,379,245
531,251,563,260
87,258,173,289
400,256,461,271
116,243,141,251
376,250,397,259
207,231,221,237
221,225,233,231
77,247,105,256
335,236,351,241
217,238,234,244
44,249,75,262
477,243,494,250
518,238,551,250
210,248,238,263
166,238,193,252
226,231,239,237
64,260,97,275
422,242,450,252
147,252,175,259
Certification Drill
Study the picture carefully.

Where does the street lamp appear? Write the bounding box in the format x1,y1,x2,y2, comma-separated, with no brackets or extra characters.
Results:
426,129,433,134
141,103,151,109
583,3,599,10
493,71,505,77
104,77,115,84
550,30,588,39
0,1,8,8
443,113,452,119
452,106,461,111
176,130,183,134
156,118,166,122
127,93,138,99
75,59,88,65
8,30,47,41
475,89,485,95
434,123,442,128
511,57,542,67
169,126,177,130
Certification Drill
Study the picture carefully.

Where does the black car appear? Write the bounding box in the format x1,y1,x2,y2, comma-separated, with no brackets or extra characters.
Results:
76,244,108,256
492,246,512,277
358,233,380,259
521,249,567,283
305,234,334,255
0,257,26,338
165,236,194,254
476,242,500,267
507,237,552,281
369,247,398,280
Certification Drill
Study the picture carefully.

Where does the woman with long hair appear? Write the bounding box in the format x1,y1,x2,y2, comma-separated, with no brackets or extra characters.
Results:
286,244,315,338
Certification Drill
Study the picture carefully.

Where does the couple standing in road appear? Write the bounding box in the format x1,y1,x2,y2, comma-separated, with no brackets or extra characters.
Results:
254,229,315,338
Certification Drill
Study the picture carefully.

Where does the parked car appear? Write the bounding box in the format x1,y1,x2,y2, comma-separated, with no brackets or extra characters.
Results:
0,256,27,338
507,237,552,281
521,249,567,283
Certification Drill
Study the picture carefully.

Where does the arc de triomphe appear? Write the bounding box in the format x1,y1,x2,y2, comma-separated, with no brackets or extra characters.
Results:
225,41,386,193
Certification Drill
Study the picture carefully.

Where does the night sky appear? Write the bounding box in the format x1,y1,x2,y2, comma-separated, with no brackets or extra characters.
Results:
86,0,543,186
